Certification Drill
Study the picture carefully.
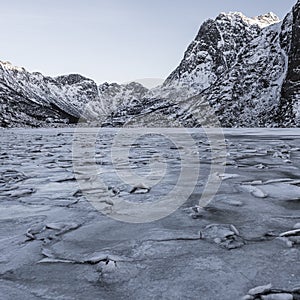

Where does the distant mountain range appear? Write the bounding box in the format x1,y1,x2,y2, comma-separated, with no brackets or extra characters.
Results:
0,0,299,128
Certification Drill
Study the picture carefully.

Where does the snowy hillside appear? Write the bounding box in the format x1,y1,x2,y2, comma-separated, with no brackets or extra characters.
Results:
0,61,149,127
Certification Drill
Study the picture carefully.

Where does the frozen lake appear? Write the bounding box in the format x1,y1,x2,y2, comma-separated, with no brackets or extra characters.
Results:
0,128,300,299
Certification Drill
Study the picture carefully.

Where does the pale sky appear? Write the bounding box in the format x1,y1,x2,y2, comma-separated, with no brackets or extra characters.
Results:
0,0,297,85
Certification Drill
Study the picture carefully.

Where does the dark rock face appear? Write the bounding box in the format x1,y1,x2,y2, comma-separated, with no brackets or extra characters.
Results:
164,13,264,91
278,0,300,126
56,74,89,85
202,17,292,127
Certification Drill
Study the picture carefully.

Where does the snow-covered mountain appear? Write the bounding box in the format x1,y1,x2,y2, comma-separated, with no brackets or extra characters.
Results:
0,61,148,127
0,62,96,127
128,1,300,128
104,4,300,128
164,12,280,94
182,11,291,127
0,0,300,127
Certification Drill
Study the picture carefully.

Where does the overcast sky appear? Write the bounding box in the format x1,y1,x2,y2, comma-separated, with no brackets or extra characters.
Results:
0,0,296,85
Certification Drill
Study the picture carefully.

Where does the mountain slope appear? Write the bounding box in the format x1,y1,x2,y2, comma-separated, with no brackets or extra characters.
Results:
277,1,300,126
199,13,292,127
0,61,149,127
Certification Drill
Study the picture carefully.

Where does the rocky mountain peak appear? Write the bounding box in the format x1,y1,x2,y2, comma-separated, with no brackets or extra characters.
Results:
55,74,93,85
216,11,280,28
253,12,280,27
0,61,26,73
163,10,269,94
277,0,300,126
